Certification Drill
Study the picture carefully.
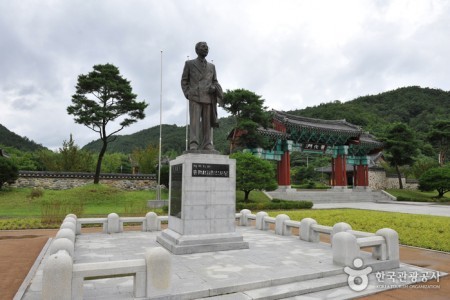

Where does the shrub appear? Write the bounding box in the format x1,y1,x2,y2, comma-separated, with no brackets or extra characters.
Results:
293,182,329,190
40,199,84,225
236,199,313,211
230,152,278,201
419,166,450,198
28,187,45,200
123,201,148,216
396,196,430,202
0,218,58,230
0,157,18,189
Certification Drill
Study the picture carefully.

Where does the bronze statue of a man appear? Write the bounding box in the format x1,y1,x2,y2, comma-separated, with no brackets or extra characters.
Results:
181,42,223,151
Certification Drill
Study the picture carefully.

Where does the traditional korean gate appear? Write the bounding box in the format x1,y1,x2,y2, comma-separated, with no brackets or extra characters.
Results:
235,111,383,189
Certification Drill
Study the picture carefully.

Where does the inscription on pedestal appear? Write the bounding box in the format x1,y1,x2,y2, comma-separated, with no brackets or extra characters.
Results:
170,164,182,218
192,163,229,177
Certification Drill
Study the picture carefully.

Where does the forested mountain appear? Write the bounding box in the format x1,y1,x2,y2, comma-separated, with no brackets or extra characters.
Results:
81,86,448,156
0,124,44,151
82,116,237,155
289,86,449,142
2,86,448,157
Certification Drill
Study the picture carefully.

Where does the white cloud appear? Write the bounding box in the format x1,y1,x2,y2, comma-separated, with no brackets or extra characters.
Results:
0,0,449,149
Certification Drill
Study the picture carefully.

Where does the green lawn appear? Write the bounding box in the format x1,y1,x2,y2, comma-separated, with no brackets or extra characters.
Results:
0,185,168,225
387,188,450,202
1,186,449,252
268,209,450,252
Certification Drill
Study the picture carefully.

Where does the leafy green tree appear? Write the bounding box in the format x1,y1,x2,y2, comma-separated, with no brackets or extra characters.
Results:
59,134,94,172
131,145,159,174
230,152,277,201
223,89,271,150
159,164,170,188
383,123,419,189
100,152,128,173
428,120,450,166
2,146,41,170
67,63,148,183
419,166,450,198
411,156,439,179
35,149,60,171
0,157,18,189
292,165,319,184
12,152,41,170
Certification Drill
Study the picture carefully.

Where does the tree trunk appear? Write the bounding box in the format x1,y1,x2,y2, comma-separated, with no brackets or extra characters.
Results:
94,139,108,184
439,151,446,166
244,190,251,202
395,164,403,189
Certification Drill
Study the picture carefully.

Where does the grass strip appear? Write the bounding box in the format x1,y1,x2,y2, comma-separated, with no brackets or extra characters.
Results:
268,209,450,252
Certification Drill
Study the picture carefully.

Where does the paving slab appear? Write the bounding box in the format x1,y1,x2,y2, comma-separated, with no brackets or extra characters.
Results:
19,226,446,300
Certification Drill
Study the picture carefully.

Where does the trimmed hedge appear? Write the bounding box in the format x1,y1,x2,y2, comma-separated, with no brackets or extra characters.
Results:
396,196,430,202
236,199,313,211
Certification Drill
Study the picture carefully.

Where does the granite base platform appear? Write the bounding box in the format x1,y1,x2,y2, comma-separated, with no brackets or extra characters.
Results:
20,227,446,300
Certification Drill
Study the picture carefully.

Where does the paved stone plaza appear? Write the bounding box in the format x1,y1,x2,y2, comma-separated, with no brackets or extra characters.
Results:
20,226,445,300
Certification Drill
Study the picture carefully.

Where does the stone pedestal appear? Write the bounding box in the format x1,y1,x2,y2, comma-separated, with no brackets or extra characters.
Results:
157,153,248,254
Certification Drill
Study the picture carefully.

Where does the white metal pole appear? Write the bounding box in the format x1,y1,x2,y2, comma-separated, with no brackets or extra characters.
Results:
185,55,189,151
157,50,163,201
210,59,214,146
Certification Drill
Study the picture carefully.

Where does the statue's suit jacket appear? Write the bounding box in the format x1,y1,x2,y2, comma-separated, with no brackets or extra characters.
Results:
181,58,218,104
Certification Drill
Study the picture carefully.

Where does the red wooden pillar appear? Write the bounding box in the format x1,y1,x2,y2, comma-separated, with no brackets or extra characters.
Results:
354,159,369,187
277,152,291,186
273,120,291,187
331,146,348,187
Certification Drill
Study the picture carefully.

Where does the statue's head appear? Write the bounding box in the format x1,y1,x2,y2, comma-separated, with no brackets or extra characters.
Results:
195,42,209,58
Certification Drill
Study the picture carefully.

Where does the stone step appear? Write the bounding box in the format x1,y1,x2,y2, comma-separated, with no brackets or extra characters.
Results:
193,269,344,300
203,274,349,300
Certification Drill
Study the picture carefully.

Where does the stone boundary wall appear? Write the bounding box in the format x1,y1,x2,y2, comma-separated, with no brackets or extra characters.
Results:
13,171,157,190
368,169,418,190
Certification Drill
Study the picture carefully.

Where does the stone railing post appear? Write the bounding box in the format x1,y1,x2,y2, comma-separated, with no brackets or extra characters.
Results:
49,238,74,257
56,228,75,244
331,222,352,245
107,213,121,233
239,209,251,226
332,232,360,266
42,250,73,300
300,218,319,242
146,247,171,296
255,211,268,230
375,228,399,261
275,214,290,235
145,212,159,231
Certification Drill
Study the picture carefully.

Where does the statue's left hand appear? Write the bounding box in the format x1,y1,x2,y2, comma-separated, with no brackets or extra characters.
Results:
208,85,216,94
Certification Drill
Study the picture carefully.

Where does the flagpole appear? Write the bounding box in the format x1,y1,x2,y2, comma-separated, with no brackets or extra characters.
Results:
157,50,163,201
211,59,215,146
185,55,189,151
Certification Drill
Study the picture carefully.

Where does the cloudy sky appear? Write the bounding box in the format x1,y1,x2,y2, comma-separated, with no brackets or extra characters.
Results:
1,0,449,150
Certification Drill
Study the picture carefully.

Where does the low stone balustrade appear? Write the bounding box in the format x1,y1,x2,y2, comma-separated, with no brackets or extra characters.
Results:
75,212,168,234
333,228,400,267
236,209,400,268
48,213,169,261
46,210,399,300
43,214,171,300
43,248,171,300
